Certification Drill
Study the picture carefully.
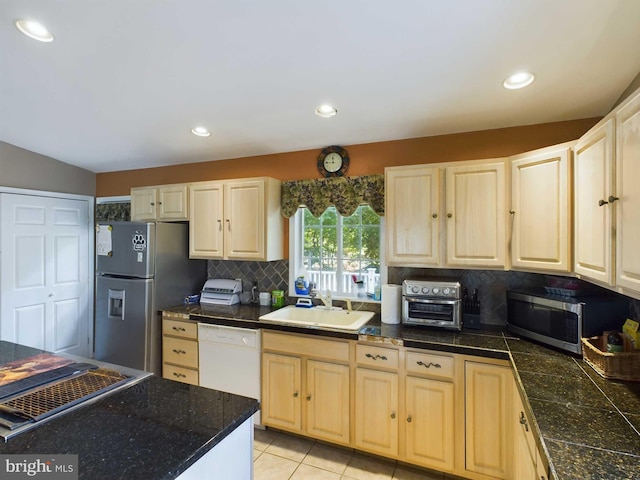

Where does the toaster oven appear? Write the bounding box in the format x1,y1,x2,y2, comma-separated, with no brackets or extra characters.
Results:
402,279,462,330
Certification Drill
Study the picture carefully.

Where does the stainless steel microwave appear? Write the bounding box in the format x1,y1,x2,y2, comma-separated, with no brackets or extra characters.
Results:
506,290,629,355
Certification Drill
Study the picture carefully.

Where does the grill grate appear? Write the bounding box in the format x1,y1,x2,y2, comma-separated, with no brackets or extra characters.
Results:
1,368,130,421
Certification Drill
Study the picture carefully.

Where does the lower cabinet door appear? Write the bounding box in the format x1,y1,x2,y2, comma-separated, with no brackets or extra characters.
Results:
464,361,514,479
354,367,399,457
404,376,455,472
306,360,350,444
262,353,301,431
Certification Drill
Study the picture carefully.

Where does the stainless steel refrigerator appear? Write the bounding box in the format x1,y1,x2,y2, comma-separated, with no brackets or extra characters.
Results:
95,221,206,375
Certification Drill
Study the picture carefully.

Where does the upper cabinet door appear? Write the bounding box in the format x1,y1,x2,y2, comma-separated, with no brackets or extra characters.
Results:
157,185,188,221
510,144,572,272
386,166,440,266
224,179,266,260
445,161,507,268
189,181,224,259
616,91,640,292
130,187,157,221
574,119,615,285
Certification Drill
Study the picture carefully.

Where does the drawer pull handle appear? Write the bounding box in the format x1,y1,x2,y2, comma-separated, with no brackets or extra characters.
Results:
172,326,186,332
293,392,299,398
407,416,412,423
390,412,396,419
365,353,388,361
172,372,186,378
608,195,619,203
599,199,608,206
306,395,312,401
519,411,529,431
172,349,186,355
417,361,441,369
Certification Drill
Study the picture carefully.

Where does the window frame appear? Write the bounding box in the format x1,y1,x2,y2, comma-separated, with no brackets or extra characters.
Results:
288,206,386,301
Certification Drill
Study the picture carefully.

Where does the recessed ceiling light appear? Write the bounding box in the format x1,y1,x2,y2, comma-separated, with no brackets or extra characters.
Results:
191,126,211,137
315,104,338,118
503,71,535,90
14,19,54,43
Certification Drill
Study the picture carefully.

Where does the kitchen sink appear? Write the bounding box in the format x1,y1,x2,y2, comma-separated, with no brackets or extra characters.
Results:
259,305,375,331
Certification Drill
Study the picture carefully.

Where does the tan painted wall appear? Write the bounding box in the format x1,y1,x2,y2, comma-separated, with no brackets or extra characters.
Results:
96,118,599,197
1,141,96,196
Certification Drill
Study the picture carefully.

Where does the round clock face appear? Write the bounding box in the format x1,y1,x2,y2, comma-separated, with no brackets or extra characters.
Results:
323,152,343,173
317,146,349,177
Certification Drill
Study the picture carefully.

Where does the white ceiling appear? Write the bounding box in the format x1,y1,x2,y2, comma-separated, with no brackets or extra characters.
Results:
2,0,640,174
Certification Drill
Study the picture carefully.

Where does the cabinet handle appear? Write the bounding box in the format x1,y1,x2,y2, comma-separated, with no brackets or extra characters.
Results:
519,411,529,431
390,412,396,419
226,219,231,231
407,416,412,423
172,326,186,332
158,202,162,205
416,361,441,369
172,349,186,355
150,202,155,206
432,213,437,219
365,353,387,361
598,199,608,206
172,372,186,378
293,392,299,398
608,195,619,203
509,210,515,215
447,213,452,218
306,395,312,401
217,219,222,230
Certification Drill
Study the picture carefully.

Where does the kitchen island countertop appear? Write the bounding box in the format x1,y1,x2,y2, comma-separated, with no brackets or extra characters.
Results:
167,303,640,480
0,341,259,480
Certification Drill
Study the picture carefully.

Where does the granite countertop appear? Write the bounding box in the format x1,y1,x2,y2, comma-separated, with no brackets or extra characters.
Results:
166,303,640,480
0,341,259,480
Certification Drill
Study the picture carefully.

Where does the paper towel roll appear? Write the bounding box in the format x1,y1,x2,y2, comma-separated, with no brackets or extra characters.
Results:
381,284,402,324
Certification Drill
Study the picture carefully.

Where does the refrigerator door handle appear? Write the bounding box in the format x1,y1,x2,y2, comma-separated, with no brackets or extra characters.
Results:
108,289,125,320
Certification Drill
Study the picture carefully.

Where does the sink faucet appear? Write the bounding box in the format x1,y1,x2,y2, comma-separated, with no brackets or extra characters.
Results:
315,289,332,309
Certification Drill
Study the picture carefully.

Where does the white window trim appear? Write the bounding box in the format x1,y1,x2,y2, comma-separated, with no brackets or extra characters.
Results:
288,208,386,302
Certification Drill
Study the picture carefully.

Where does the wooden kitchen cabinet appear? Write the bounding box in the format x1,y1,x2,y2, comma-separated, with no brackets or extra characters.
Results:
464,360,514,479
261,352,301,431
510,143,572,272
615,90,640,293
574,118,615,285
188,177,283,261
514,385,549,480
354,344,400,457
131,184,188,221
386,165,440,266
261,331,351,445
162,316,199,385
385,159,507,269
404,348,456,472
445,160,507,268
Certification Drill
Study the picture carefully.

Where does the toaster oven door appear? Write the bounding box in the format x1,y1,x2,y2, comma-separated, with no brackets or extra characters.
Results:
403,297,461,329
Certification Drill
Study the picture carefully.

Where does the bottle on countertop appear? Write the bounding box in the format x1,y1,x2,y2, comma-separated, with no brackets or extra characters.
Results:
373,278,381,301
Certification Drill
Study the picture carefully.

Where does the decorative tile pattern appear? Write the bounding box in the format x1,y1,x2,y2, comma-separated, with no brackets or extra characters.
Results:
96,202,130,221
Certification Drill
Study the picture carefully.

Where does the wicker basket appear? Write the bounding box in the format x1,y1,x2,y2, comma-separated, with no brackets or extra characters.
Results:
582,335,640,382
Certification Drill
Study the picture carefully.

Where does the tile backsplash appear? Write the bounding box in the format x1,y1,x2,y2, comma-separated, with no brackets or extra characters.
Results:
207,261,639,326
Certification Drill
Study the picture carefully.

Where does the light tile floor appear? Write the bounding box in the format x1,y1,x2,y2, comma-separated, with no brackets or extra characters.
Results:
254,429,462,480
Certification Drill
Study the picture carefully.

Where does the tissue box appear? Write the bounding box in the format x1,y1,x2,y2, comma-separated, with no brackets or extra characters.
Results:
622,319,640,349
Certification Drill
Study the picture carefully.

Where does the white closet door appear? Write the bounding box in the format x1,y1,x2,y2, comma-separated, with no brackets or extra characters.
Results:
1,193,90,357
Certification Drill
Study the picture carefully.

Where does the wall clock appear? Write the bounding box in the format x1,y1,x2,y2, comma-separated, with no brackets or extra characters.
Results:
317,146,349,177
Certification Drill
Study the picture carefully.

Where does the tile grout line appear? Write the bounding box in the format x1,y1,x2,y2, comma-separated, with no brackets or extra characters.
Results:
571,357,640,438
545,435,640,458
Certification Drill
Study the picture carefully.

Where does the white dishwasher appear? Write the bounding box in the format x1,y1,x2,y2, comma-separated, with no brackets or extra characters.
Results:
198,323,261,426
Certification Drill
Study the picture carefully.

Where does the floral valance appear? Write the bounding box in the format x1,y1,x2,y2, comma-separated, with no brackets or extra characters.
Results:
281,175,384,218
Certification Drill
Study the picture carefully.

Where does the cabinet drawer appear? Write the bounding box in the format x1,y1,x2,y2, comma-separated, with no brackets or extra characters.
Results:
355,344,399,369
262,331,350,362
405,350,454,379
163,363,199,386
163,319,198,339
163,336,198,368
